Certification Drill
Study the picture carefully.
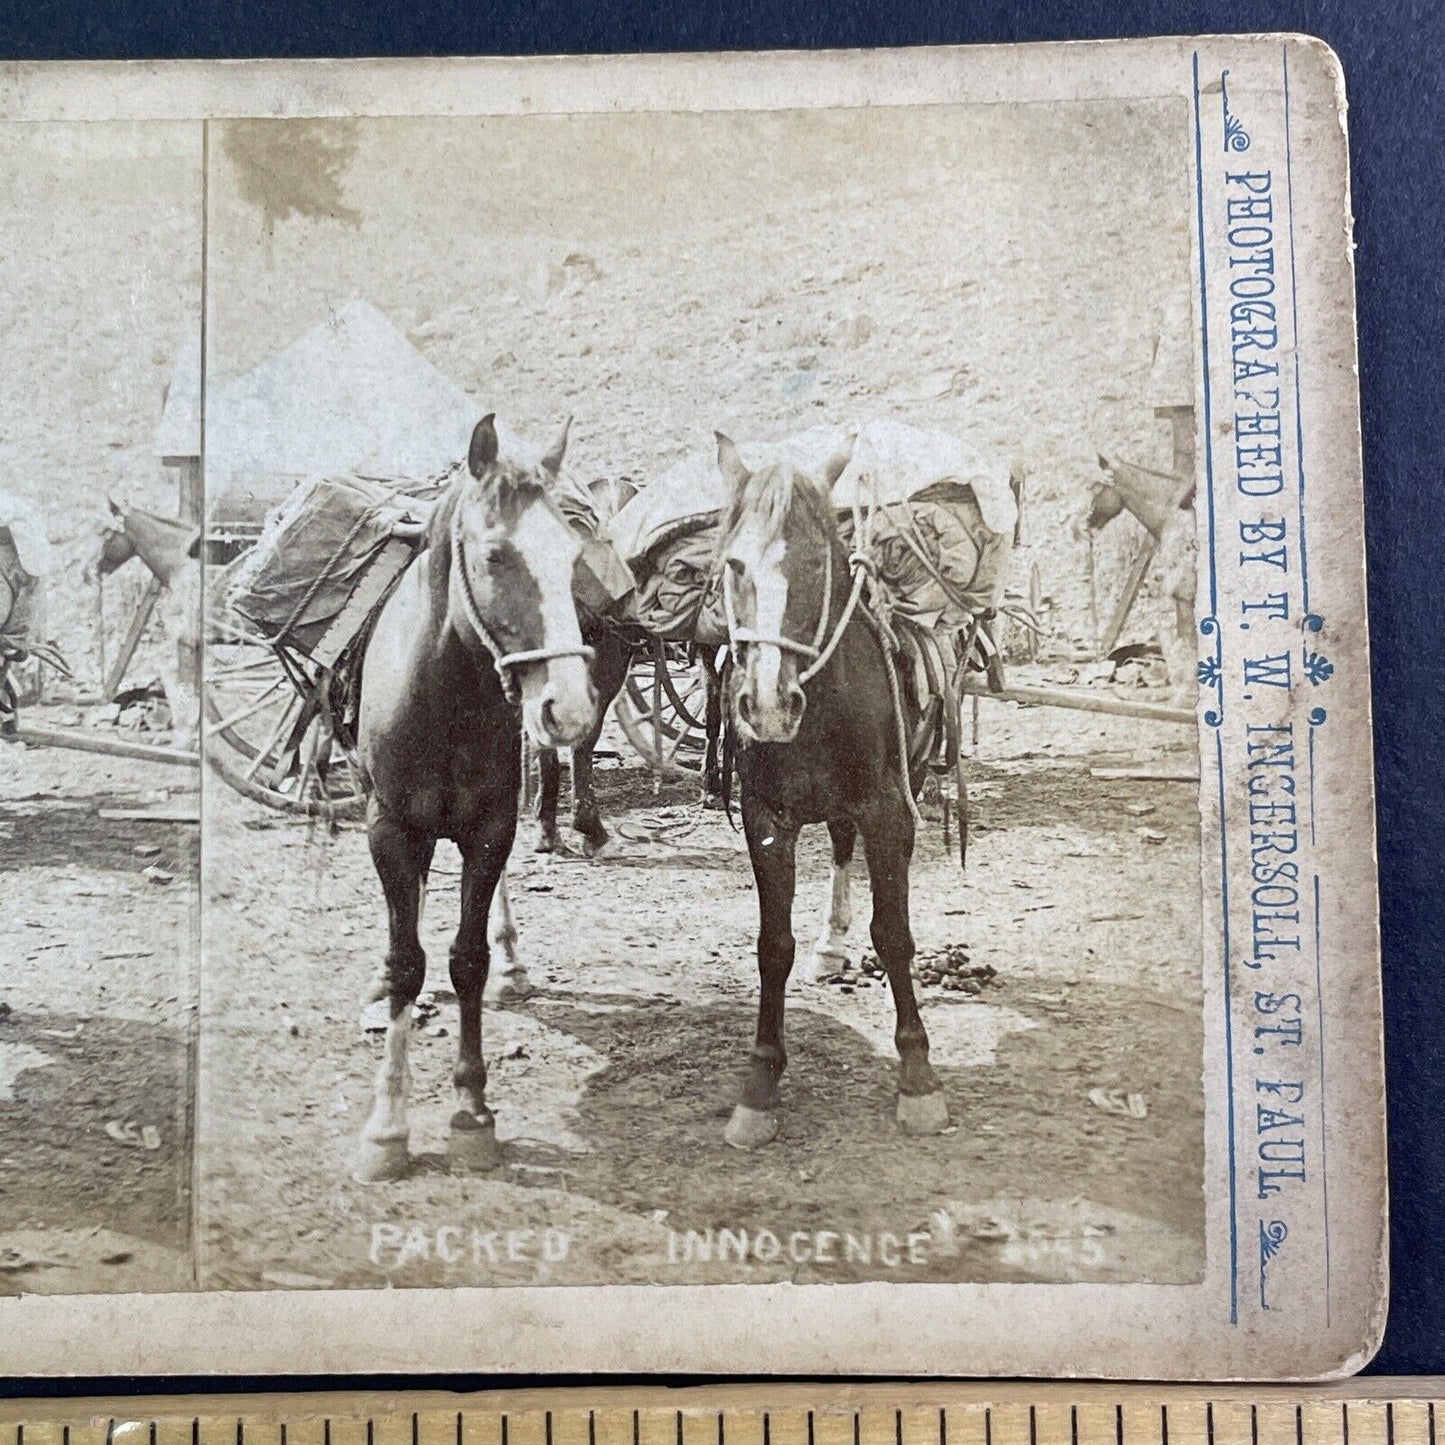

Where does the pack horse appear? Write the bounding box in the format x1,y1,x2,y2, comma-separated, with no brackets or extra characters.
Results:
353,415,598,1182
715,432,954,1148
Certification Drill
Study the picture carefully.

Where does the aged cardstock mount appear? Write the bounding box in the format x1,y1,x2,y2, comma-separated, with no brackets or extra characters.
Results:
0,36,1381,1378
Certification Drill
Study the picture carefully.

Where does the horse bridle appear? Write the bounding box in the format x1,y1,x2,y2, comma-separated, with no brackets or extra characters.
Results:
721,534,871,687
449,504,594,703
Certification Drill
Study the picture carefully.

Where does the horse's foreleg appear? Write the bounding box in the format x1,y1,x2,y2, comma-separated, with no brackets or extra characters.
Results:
534,748,562,852
863,801,949,1135
356,816,429,1181
449,825,513,1171
803,818,856,981
483,867,533,1002
701,648,726,809
726,803,798,1150
156,637,200,752
1165,595,1197,710
570,741,607,856
570,633,631,854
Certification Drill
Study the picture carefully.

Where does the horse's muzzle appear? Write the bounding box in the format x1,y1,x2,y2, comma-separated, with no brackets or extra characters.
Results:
519,655,597,750
735,668,806,744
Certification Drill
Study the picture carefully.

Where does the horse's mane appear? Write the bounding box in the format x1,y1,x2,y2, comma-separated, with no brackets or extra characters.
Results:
720,459,838,555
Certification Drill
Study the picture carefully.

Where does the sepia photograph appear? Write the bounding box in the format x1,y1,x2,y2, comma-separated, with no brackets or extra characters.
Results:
0,38,1384,1379
0,120,202,1293
196,100,1205,1291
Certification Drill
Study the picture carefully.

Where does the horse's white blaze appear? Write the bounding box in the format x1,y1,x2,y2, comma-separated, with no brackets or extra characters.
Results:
512,501,594,749
731,519,795,739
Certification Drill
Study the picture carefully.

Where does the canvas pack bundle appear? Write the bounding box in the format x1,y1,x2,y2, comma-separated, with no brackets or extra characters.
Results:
225,473,420,664
606,421,1016,642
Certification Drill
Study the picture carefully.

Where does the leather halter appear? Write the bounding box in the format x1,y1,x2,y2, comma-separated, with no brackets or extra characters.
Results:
722,535,869,687
449,504,594,703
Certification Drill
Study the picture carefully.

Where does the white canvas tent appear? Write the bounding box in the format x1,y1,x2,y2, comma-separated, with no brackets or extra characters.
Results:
156,299,486,528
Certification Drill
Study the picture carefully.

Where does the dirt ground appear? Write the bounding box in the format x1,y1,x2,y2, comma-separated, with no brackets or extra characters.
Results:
0,713,199,1294
199,680,1203,1291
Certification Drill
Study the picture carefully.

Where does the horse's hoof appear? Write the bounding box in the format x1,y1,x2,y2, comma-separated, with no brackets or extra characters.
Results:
353,1135,411,1183
535,832,559,855
487,971,535,1004
449,1112,503,1171
577,828,608,859
724,1104,779,1150
896,1091,951,1135
808,943,849,980
701,792,726,812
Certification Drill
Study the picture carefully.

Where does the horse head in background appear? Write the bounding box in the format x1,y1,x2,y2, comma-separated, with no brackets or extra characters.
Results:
81,497,201,750
83,497,198,589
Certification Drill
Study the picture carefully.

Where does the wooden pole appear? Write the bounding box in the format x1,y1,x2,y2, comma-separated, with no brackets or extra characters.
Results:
959,674,1193,727
1099,535,1158,657
103,575,164,701
16,720,199,766
1084,528,1100,658
95,574,107,687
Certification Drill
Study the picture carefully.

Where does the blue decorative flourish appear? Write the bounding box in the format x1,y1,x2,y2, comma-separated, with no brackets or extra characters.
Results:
1222,70,1251,153
1303,650,1334,686
1309,707,1328,727
1303,613,1325,633
1259,1219,1288,1309
1199,616,1224,726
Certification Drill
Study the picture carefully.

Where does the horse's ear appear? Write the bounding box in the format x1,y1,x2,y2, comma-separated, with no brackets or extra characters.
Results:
468,415,500,478
540,415,571,476
106,496,124,518
715,433,750,493
819,432,856,490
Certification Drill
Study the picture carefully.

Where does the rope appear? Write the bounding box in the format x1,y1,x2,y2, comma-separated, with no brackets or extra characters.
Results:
798,554,868,684
273,504,387,647
861,604,924,830
450,505,594,699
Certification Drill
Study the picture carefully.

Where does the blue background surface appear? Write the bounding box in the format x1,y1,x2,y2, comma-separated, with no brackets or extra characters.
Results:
0,0,1439,1383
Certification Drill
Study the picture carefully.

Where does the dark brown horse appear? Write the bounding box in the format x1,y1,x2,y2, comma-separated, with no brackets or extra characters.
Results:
714,431,951,1149
531,467,726,855
532,634,728,854
353,415,598,1182
533,625,635,854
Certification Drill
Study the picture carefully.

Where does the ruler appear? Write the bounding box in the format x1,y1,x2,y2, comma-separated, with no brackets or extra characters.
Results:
0,1383,1440,1445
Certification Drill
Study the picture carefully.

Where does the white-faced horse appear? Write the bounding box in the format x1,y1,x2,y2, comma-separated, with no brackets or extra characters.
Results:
353,415,598,1182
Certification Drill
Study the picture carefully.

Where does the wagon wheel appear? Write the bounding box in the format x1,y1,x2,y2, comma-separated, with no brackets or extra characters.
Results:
612,641,709,778
204,584,365,817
